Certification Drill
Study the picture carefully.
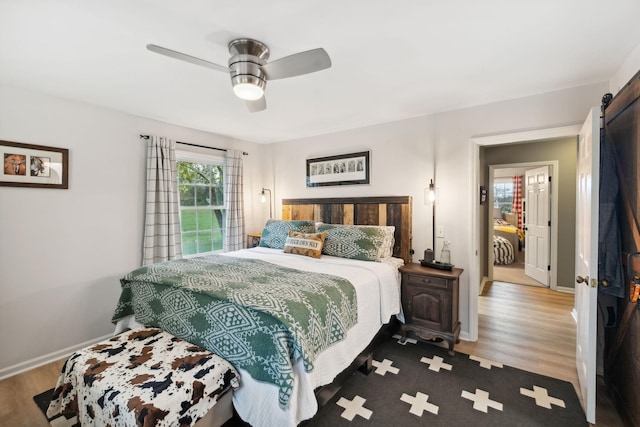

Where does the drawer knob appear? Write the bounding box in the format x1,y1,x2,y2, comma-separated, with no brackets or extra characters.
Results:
422,278,431,283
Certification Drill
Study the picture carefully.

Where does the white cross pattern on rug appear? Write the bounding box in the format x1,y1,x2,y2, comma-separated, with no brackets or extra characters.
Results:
336,395,373,421
420,355,453,372
461,388,504,413
469,354,504,370
392,334,417,345
520,385,566,409
400,391,439,416
372,358,399,376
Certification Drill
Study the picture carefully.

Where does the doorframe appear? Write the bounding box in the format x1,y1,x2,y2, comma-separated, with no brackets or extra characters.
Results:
488,161,559,289
468,125,581,342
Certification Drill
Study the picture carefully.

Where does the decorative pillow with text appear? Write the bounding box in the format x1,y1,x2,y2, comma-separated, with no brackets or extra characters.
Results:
283,230,326,258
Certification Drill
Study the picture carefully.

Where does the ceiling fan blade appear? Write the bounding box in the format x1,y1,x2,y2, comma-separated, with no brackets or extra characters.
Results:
261,48,331,80
146,44,229,73
246,96,266,112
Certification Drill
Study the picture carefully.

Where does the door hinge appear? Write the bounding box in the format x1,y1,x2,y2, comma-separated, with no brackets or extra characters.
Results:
548,176,552,182
548,220,551,227
547,265,551,271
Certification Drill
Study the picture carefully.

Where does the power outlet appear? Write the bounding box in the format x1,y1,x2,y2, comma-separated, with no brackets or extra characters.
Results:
437,225,445,238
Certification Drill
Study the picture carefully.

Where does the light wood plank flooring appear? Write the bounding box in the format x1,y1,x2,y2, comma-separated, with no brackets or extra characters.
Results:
0,280,624,426
456,280,623,427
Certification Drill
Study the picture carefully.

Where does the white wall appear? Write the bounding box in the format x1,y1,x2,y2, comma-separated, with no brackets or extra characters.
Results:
609,40,640,95
270,82,608,340
0,72,625,374
0,85,264,376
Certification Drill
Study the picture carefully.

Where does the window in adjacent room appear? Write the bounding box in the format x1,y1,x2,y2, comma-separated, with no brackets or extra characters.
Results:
177,152,225,255
493,177,513,214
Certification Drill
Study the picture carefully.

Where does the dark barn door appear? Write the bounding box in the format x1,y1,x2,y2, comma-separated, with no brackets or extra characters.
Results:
603,71,640,427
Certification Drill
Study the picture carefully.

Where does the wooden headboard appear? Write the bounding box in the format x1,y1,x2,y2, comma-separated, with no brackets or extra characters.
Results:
281,196,413,264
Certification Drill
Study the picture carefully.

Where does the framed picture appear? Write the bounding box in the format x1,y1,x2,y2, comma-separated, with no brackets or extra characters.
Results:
479,185,487,205
306,151,370,187
1,140,69,189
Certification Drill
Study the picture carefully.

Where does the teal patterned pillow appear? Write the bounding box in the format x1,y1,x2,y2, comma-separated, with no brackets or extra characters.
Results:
318,224,395,261
259,220,316,249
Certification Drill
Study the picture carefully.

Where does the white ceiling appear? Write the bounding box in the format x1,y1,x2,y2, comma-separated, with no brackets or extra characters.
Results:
2,0,640,144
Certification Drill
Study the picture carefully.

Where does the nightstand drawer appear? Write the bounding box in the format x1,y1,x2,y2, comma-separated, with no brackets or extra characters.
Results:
406,274,448,289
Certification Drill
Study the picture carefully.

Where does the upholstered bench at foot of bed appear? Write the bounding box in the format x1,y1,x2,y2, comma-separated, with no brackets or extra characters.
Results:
46,327,239,427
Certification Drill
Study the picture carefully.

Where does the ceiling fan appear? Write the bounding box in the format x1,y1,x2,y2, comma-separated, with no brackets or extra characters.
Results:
147,38,331,112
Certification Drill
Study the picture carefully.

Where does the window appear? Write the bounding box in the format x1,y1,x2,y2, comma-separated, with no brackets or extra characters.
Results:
177,153,225,255
493,178,513,214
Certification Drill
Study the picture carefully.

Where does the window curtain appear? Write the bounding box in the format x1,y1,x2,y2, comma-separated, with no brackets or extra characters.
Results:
511,175,523,229
224,149,245,252
142,136,182,265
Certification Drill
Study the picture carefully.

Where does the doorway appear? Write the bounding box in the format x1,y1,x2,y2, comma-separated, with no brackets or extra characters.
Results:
489,163,555,288
468,126,580,343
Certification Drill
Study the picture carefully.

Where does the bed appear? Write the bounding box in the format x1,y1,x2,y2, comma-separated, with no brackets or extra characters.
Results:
493,212,524,255
113,196,413,427
493,234,515,265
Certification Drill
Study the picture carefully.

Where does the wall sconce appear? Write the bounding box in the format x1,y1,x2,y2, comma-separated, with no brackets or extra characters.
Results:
426,179,436,204
425,179,436,256
260,187,272,218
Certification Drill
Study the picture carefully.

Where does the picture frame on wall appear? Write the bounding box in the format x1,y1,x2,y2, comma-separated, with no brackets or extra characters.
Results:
306,151,370,187
1,140,69,189
479,185,487,205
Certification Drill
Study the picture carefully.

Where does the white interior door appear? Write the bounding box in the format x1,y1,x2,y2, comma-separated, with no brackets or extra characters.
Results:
575,106,599,424
524,166,550,285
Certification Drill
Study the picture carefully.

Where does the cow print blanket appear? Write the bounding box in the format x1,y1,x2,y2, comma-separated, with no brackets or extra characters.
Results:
46,327,239,427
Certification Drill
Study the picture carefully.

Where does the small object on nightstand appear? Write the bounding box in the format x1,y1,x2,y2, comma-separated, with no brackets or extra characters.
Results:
247,233,261,248
420,260,453,271
440,241,451,264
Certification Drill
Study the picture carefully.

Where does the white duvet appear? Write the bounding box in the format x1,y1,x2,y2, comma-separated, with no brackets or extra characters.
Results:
116,247,401,427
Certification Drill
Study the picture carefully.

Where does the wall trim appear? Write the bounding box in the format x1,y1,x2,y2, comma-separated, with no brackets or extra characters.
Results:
468,124,583,342
472,125,582,146
0,333,112,380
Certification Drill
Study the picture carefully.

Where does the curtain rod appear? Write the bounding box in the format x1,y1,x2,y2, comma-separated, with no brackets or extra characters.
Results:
139,135,248,155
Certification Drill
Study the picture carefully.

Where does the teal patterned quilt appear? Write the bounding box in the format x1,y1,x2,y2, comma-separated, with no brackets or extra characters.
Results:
112,255,357,407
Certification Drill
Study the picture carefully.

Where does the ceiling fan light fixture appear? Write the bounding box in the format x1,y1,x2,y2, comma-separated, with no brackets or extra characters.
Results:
232,79,265,101
147,37,331,111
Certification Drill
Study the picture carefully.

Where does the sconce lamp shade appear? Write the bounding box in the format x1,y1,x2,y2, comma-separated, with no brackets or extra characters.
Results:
260,187,273,218
425,179,436,204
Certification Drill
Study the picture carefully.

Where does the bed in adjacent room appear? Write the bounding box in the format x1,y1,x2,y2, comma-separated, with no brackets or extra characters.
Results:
493,234,515,265
493,211,524,256
113,196,412,427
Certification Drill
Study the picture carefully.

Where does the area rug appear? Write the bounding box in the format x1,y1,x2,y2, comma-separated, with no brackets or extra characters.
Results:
305,335,587,426
35,335,586,427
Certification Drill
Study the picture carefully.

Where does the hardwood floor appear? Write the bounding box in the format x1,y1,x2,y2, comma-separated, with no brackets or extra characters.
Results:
0,359,65,427
456,280,624,427
0,280,624,426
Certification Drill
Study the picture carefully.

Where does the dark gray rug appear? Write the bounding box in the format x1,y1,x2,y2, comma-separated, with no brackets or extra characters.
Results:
35,335,586,426
305,335,587,426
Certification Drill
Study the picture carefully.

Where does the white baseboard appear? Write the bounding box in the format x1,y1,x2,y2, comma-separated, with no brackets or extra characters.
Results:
0,333,113,380
555,286,575,294
459,331,472,342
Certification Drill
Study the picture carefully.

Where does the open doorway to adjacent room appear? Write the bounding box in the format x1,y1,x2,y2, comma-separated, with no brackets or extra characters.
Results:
490,164,554,287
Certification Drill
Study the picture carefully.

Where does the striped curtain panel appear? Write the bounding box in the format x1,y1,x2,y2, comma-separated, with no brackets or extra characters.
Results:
142,136,182,266
224,149,245,252
511,175,523,230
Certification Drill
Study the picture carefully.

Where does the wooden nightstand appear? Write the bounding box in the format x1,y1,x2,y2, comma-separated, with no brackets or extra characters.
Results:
399,263,463,355
247,233,261,248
